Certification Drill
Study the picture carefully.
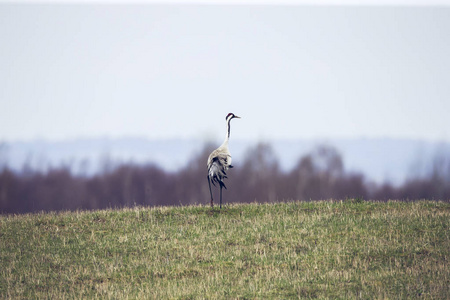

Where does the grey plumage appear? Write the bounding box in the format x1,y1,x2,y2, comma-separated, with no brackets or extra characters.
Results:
207,113,240,208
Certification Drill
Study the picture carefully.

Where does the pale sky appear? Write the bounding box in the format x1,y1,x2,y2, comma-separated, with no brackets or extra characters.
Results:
1,3,450,143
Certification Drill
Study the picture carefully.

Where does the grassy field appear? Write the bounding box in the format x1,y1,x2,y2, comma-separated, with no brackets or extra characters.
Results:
1,200,449,299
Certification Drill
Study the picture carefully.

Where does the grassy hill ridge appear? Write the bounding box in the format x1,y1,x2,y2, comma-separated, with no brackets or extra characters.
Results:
1,200,449,298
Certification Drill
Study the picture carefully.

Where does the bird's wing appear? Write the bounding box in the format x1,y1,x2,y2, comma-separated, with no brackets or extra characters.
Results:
208,150,232,174
209,150,231,167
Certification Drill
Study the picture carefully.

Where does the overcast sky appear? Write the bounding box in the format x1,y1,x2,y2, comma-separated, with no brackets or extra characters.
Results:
1,2,449,143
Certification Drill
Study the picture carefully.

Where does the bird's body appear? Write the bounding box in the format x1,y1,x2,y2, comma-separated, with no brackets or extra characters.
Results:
207,141,232,188
207,113,240,208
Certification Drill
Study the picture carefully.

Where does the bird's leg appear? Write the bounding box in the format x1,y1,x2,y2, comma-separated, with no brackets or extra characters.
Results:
220,185,222,209
207,175,214,207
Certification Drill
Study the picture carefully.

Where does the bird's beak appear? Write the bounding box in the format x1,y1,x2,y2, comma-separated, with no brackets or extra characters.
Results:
234,115,241,119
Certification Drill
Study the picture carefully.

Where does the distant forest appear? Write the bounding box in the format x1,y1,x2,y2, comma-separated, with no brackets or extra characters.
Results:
1,143,449,214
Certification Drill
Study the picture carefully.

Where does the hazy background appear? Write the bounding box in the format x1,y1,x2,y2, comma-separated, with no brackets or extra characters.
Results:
1,2,450,142
1,1,450,212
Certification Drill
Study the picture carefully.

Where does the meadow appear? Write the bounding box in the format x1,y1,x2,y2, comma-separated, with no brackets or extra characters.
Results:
1,200,449,299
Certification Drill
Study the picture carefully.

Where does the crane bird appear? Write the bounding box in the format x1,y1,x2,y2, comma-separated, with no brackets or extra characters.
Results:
207,113,241,208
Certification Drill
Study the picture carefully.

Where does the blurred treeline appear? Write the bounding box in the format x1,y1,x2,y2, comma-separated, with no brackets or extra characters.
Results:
1,143,449,214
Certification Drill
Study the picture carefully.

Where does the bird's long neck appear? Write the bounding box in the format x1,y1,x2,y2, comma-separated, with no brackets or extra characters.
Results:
221,117,232,147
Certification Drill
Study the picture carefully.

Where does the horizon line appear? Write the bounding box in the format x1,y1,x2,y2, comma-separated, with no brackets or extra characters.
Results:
2,136,450,145
1,0,450,6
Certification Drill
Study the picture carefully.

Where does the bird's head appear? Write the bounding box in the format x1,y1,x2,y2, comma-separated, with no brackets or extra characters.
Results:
226,113,241,121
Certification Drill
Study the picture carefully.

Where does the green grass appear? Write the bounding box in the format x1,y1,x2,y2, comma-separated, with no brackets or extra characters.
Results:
1,200,449,299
